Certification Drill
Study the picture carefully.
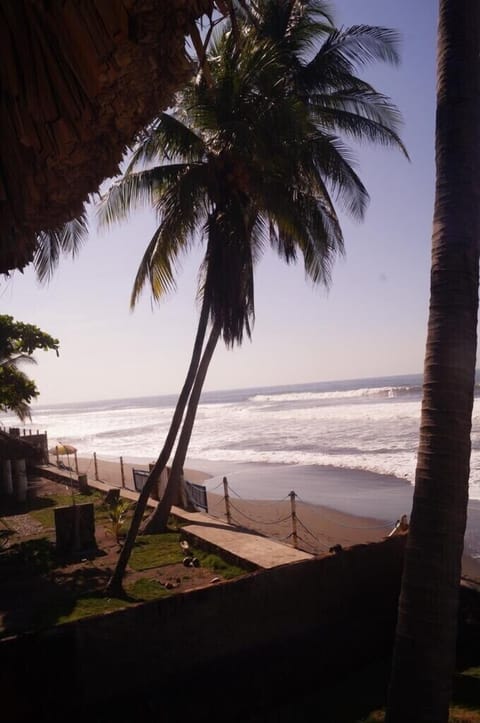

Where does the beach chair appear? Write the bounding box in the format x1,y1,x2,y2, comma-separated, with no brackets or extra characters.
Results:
58,460,73,472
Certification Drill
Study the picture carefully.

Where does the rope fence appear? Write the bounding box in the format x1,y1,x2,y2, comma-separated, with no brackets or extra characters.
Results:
206,477,408,556
46,451,409,556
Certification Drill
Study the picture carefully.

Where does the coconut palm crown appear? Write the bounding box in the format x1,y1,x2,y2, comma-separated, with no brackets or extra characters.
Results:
99,3,407,347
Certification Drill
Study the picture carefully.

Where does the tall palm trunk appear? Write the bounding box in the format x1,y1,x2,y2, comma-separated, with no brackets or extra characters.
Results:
106,300,210,596
142,324,221,533
386,2,480,721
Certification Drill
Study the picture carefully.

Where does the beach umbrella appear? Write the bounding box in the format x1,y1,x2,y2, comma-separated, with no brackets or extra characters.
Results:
50,443,76,455
49,443,78,473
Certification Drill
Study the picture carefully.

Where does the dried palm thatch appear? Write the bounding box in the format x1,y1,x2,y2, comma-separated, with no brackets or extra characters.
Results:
0,0,214,274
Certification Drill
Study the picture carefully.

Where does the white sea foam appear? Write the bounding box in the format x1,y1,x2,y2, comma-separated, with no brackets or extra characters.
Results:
251,385,416,404
3,373,480,503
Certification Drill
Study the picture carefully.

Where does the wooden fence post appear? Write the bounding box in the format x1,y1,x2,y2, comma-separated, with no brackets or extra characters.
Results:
93,452,99,481
289,490,298,548
120,456,125,488
223,476,232,525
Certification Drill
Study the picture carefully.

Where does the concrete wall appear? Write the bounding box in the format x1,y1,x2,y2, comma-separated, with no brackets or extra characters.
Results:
1,535,406,721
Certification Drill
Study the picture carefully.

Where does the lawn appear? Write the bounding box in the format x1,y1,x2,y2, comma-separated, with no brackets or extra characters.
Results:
0,477,249,637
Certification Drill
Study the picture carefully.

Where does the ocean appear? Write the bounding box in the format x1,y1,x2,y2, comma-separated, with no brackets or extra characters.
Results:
3,372,480,558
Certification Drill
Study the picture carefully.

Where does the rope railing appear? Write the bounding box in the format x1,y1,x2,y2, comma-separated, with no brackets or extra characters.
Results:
212,477,408,555
46,451,408,555
295,515,331,551
228,500,292,527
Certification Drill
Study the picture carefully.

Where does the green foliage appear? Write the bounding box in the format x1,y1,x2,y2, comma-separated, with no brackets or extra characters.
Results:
0,315,59,357
0,314,59,420
105,498,131,543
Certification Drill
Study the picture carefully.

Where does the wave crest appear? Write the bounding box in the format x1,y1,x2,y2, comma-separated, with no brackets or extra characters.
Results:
251,385,420,404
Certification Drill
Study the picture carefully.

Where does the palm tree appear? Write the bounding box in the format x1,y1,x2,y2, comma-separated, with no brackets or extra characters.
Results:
143,2,408,535
385,2,480,721
101,1,407,594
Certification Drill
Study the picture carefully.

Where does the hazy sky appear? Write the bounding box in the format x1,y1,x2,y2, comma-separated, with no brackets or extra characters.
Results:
1,0,438,406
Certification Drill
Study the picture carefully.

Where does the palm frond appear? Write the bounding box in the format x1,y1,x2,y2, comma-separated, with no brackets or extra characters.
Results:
249,0,334,48
34,209,89,283
314,24,401,72
130,226,180,307
297,132,369,220
7,400,31,423
130,164,210,306
315,101,409,157
97,164,202,230
200,203,255,346
127,113,206,172
259,179,344,286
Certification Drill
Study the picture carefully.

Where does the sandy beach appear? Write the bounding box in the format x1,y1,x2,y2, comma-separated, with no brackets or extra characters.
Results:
73,454,480,582
76,454,397,551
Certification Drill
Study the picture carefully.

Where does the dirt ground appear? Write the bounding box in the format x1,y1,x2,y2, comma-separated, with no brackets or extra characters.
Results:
0,476,233,637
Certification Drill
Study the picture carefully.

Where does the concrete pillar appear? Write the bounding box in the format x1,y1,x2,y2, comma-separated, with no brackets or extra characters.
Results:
1,459,13,495
12,458,27,502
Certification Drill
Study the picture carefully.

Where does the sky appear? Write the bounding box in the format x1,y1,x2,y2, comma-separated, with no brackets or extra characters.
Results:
1,0,438,406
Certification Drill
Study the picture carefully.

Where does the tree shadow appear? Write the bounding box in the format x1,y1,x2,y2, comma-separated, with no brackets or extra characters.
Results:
0,494,62,518
0,536,125,637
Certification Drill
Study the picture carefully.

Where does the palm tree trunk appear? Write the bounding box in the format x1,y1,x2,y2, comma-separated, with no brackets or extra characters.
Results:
142,324,221,533
386,2,480,720
105,300,210,596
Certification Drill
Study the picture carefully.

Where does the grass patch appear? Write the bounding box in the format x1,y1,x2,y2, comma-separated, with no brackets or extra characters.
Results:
0,579,171,637
52,578,173,626
56,593,129,624
29,491,102,529
360,707,480,722
168,514,189,529
126,577,173,601
128,533,248,578
191,547,246,579
129,533,183,571
448,708,480,723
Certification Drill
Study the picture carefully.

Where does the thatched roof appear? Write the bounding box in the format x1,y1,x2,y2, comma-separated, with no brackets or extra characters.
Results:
0,430,37,460
0,0,214,275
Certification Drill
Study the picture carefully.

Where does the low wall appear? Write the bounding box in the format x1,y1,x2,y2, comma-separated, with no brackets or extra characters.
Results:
1,536,407,721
